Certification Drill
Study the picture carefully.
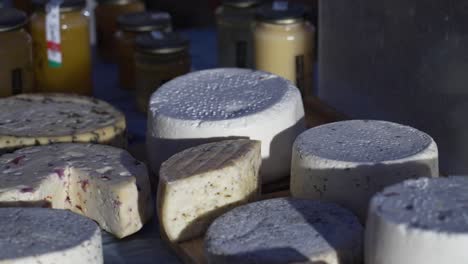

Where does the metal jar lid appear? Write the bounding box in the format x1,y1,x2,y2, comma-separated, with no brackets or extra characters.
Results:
33,0,86,12
256,1,306,25
0,8,27,32
222,0,263,8
135,31,189,55
117,11,172,32
96,0,140,5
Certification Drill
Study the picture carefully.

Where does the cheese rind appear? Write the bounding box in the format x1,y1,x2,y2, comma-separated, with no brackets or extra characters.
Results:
291,120,439,221
366,177,468,264
0,143,153,238
0,94,127,153
147,68,305,187
0,208,102,264
205,198,363,264
158,139,262,243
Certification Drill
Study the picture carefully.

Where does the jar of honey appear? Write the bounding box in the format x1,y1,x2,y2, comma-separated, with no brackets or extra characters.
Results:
0,8,34,97
254,1,315,98
12,0,34,15
94,0,145,62
31,0,92,95
134,31,190,113
115,11,172,89
215,0,263,68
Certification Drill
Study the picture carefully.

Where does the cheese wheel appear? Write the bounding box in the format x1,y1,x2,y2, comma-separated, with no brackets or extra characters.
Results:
0,143,153,238
205,198,363,264
158,139,261,243
0,94,127,153
0,208,102,264
147,68,305,187
291,120,439,221
366,177,468,264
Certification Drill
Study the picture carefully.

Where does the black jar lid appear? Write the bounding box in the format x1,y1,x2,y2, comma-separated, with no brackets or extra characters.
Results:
0,8,27,32
33,0,86,12
117,11,172,32
135,31,189,55
256,1,306,24
222,0,263,8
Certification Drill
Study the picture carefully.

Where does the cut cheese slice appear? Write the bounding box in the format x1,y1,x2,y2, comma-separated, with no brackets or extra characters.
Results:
0,94,127,154
147,68,305,188
157,139,261,243
0,143,153,238
291,120,439,221
205,198,363,264
0,208,102,264
366,177,468,264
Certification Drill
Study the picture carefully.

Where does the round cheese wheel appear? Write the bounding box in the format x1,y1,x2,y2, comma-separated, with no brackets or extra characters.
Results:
0,208,102,263
147,68,305,187
205,198,363,264
366,177,468,264
291,120,439,221
0,94,127,153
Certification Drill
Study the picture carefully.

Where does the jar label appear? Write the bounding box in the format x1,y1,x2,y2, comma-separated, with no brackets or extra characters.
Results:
46,0,63,68
295,54,305,96
11,68,22,95
235,41,247,68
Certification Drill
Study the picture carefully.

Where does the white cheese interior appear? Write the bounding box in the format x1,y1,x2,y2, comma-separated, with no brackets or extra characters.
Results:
205,198,363,264
291,120,439,221
0,208,103,264
0,143,153,238
147,68,305,187
366,177,468,264
157,139,261,242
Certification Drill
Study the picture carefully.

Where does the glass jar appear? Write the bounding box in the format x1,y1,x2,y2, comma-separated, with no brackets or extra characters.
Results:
115,11,172,89
95,0,145,62
215,0,263,68
31,0,92,95
135,31,190,113
0,8,34,97
12,0,34,15
254,2,315,98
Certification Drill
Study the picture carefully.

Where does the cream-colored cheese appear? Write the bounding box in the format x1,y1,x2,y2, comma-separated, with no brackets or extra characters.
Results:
0,143,153,238
157,139,261,243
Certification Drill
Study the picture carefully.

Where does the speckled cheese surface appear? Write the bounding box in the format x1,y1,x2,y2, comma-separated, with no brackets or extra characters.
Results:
0,208,102,264
147,68,305,187
205,198,363,264
0,143,153,238
291,120,439,221
0,94,127,153
158,139,261,243
366,177,468,264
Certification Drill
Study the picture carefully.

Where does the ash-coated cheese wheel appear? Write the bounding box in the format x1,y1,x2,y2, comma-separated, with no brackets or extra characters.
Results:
366,177,468,264
291,120,439,221
158,139,262,243
0,94,127,153
147,68,305,187
205,198,363,264
0,143,153,238
0,208,103,264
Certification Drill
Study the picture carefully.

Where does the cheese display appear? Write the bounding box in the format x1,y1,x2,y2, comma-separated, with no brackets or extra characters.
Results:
205,198,363,264
291,120,439,221
158,139,261,243
147,68,305,187
0,208,103,264
366,177,468,264
0,94,127,154
0,143,153,238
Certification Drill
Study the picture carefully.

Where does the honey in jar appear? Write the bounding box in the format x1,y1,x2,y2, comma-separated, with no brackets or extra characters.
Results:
134,31,190,113
215,0,263,68
95,0,145,62
0,8,34,97
31,0,92,95
254,1,315,98
12,0,34,15
115,11,172,89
